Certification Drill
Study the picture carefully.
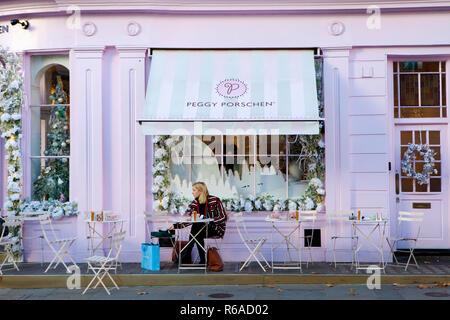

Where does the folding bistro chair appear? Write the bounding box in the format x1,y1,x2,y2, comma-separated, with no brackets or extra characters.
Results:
298,210,318,268
39,213,77,273
235,214,271,272
386,211,424,271
83,231,126,295
326,210,359,268
0,216,24,275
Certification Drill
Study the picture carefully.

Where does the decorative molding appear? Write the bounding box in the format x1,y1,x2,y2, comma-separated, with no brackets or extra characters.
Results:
127,21,141,36
82,22,97,37
328,21,345,36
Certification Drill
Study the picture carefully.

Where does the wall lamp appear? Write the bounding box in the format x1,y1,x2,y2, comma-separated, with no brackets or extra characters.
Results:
10,19,30,29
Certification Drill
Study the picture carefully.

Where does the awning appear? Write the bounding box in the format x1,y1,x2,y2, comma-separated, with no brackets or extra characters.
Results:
139,49,320,135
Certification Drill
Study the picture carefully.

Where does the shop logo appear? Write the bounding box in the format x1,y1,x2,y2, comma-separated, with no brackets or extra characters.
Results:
216,79,247,98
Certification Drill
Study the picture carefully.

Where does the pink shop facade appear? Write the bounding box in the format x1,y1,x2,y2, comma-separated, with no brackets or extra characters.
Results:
0,0,449,263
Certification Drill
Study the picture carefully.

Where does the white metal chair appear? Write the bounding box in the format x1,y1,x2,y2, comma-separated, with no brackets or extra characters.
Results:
0,216,24,275
326,210,359,268
39,213,77,273
386,211,424,271
82,231,126,295
234,213,271,272
20,211,48,266
298,210,318,268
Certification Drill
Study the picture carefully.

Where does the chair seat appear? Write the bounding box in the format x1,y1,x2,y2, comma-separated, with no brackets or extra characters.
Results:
248,237,267,242
331,236,358,240
53,237,77,243
387,237,417,242
86,255,116,264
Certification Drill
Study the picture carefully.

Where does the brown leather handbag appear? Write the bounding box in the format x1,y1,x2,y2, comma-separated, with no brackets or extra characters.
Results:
207,247,223,272
172,241,192,264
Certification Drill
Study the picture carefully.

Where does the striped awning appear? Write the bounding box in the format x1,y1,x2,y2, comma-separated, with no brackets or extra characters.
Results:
139,49,320,135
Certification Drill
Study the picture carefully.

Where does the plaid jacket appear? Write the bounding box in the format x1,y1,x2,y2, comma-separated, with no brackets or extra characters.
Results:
186,195,227,238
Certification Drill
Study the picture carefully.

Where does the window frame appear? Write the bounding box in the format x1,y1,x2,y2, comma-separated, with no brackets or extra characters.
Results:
25,51,71,201
172,134,309,199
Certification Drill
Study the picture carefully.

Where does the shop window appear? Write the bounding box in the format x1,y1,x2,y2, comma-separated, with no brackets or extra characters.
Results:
393,61,447,118
169,135,316,200
29,55,70,201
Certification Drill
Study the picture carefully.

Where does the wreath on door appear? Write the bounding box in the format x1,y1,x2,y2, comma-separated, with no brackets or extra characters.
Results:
401,143,438,185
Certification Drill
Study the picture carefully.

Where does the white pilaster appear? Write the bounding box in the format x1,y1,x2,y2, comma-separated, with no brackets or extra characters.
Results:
70,47,105,259
323,47,352,262
117,47,147,261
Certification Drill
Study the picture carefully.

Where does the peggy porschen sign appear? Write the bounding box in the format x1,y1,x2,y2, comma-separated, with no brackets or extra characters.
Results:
186,78,276,108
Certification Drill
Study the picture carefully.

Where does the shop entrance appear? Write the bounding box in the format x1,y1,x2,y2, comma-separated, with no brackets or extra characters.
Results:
394,125,448,248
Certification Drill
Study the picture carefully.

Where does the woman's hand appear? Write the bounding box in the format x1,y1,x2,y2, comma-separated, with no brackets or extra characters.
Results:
168,225,174,230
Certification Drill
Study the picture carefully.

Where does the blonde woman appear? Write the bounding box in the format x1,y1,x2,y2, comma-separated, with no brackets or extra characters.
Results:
170,182,227,264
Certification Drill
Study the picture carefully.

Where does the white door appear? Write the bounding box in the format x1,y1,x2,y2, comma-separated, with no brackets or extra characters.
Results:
394,125,448,248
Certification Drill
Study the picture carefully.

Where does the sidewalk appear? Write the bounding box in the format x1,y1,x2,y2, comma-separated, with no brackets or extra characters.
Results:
0,255,449,289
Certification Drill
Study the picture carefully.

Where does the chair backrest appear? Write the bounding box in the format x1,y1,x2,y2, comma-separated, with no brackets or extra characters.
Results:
39,213,59,242
233,213,250,243
108,231,126,260
397,211,424,240
0,217,23,241
326,210,354,222
300,210,318,221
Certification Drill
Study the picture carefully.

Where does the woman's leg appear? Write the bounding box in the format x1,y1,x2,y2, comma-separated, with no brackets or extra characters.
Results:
186,223,207,263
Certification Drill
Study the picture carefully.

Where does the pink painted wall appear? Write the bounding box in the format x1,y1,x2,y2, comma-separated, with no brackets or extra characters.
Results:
0,6,448,262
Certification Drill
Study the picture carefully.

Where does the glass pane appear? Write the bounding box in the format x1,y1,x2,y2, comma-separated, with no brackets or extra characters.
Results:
429,131,440,145
192,156,223,189
442,74,446,106
393,62,398,73
400,107,440,118
420,74,440,106
257,135,285,155
415,180,428,192
400,74,419,106
400,131,412,145
287,135,303,155
431,146,441,160
432,162,441,176
223,136,254,155
443,108,447,118
399,61,439,72
30,106,70,157
401,178,413,192
442,61,446,72
430,178,441,192
255,156,286,199
223,156,253,197
287,156,310,198
394,107,399,118
30,55,69,105
169,157,191,185
414,131,427,144
394,74,398,107
31,158,69,201
192,135,221,156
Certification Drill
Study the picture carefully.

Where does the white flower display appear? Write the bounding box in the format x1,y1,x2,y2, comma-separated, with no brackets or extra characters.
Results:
288,200,298,211
401,143,437,185
154,148,167,159
309,178,323,188
244,200,254,212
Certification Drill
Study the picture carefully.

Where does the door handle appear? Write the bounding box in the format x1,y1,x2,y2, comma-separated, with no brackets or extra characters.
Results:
395,172,400,195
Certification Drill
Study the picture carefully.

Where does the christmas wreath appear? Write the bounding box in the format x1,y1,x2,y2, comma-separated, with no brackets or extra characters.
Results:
401,143,437,185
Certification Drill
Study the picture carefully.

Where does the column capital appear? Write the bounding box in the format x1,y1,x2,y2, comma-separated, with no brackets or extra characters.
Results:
322,46,352,58
116,47,148,59
71,47,105,59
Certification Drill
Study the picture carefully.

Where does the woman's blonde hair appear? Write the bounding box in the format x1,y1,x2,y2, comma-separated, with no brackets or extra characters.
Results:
192,181,209,204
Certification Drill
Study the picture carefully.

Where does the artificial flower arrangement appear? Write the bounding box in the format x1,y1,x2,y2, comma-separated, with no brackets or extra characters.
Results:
401,143,437,185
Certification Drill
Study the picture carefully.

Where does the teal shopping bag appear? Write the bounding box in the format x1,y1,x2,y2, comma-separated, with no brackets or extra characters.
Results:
141,243,160,271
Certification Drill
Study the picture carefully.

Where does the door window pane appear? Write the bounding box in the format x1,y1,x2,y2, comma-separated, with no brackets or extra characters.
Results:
400,74,419,106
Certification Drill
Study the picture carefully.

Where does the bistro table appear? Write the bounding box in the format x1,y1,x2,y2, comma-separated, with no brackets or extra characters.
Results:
349,218,389,273
265,215,303,273
84,218,127,257
172,216,214,273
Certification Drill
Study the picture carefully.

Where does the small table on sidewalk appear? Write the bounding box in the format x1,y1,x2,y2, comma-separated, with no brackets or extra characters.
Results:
172,216,214,273
85,218,127,256
349,218,389,273
265,216,303,273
